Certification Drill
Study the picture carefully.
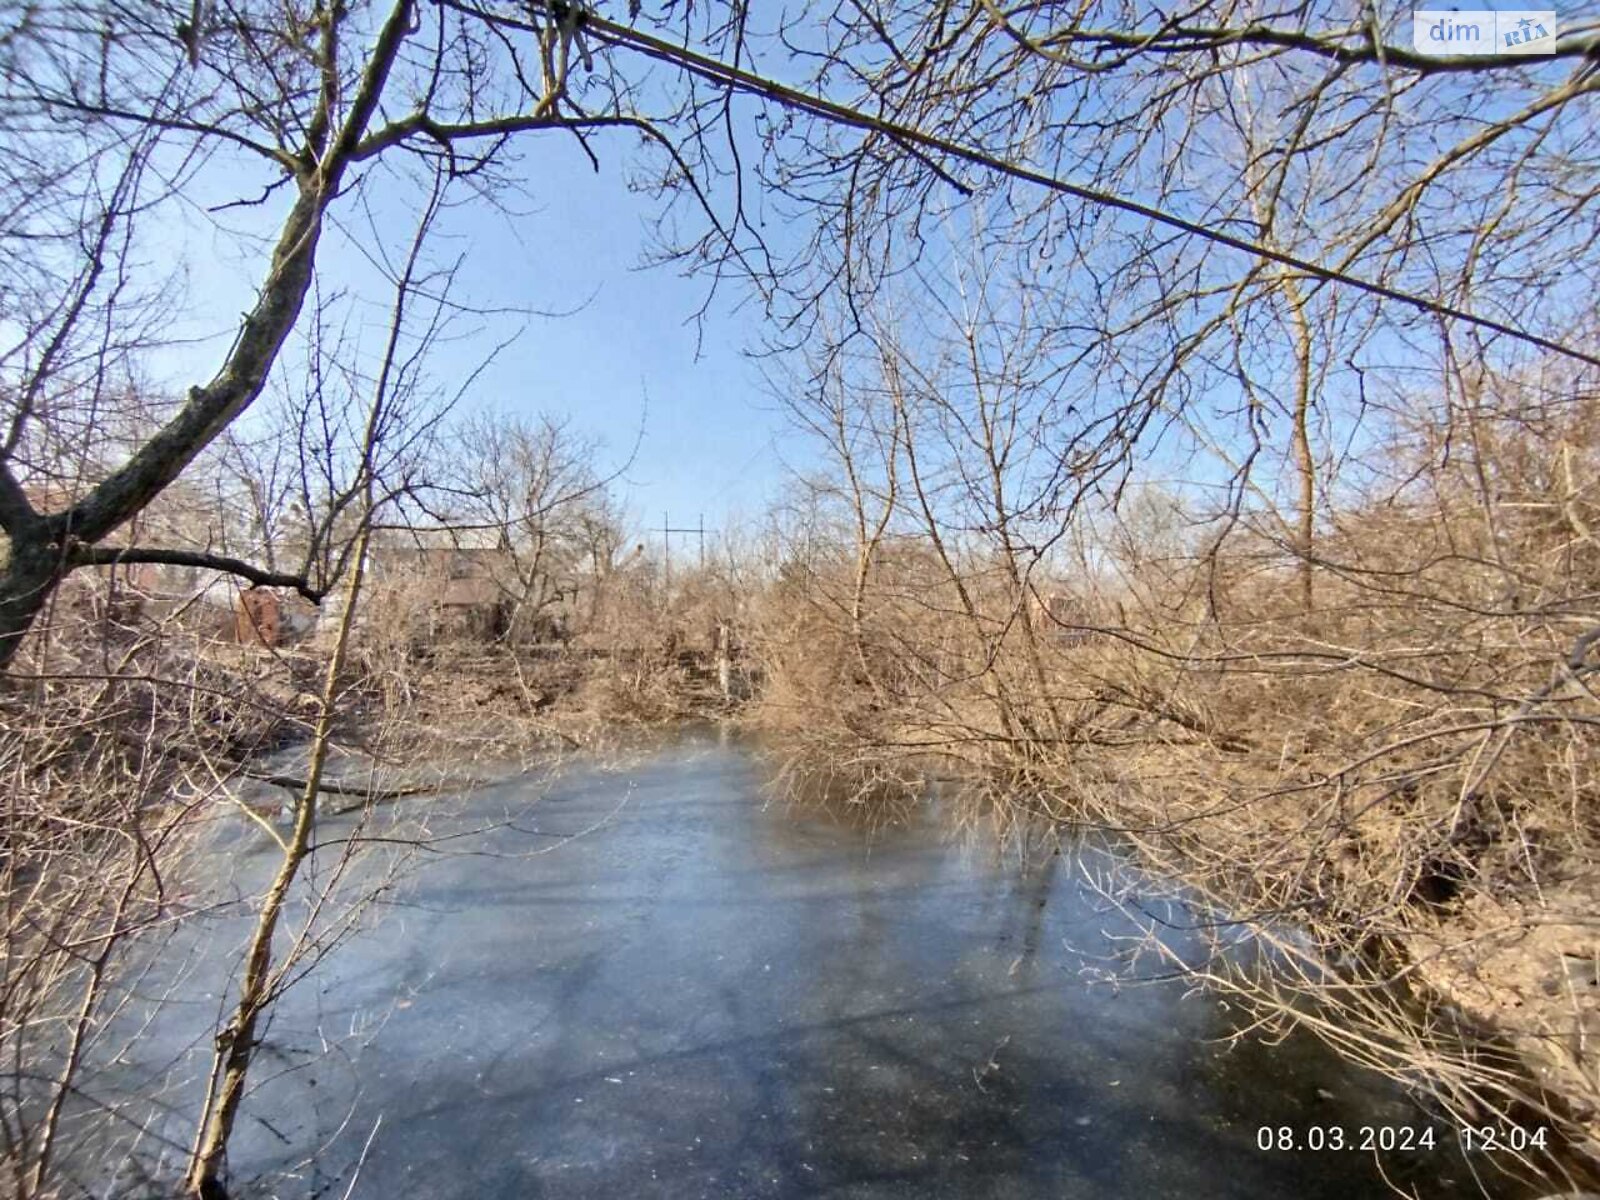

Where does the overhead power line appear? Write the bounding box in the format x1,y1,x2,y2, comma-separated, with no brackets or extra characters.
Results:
559,8,1600,371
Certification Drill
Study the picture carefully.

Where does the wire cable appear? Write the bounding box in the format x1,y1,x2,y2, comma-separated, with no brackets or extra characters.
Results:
549,7,1600,371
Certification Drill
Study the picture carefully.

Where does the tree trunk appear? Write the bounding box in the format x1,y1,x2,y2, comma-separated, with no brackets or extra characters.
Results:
0,3,420,677
0,534,64,674
183,522,373,1199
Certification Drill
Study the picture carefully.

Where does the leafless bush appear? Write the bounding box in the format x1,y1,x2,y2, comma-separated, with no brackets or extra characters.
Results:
0,613,297,1198
753,329,1600,1187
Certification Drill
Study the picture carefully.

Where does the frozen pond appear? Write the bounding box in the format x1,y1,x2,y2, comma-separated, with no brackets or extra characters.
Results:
72,730,1529,1198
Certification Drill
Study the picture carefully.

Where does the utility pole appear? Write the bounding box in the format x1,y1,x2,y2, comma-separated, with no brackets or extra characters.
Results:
661,512,711,587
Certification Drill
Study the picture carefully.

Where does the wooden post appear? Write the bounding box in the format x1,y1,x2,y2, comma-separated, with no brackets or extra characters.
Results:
716,620,733,700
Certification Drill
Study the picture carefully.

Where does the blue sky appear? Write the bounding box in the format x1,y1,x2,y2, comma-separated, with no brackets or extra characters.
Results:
428,134,796,532
147,127,798,542
131,8,1593,559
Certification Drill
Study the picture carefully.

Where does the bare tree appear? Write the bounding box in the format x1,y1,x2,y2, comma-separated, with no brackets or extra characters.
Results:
8,0,1600,1190
9,0,1595,673
0,0,760,670
450,411,623,644
184,165,465,1200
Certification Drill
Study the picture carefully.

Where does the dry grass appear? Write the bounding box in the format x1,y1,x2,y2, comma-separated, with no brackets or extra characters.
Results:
748,372,1600,1188
0,605,301,1198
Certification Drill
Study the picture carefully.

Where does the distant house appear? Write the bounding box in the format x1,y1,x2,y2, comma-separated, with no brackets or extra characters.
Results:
20,477,248,633
333,528,517,647
416,550,509,639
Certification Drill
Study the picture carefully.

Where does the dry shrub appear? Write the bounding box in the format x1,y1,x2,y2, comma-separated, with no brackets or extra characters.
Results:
0,609,296,1197
753,364,1600,1186
576,654,694,723
573,556,749,722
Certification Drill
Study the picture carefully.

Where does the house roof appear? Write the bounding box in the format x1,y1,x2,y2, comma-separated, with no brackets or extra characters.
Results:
384,525,504,552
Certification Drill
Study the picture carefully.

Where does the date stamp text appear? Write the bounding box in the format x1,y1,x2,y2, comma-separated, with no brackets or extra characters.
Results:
1255,1124,1552,1153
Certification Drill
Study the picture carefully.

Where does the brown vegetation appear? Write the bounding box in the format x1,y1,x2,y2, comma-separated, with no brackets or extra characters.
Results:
742,350,1600,1188
5,1,1600,1196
